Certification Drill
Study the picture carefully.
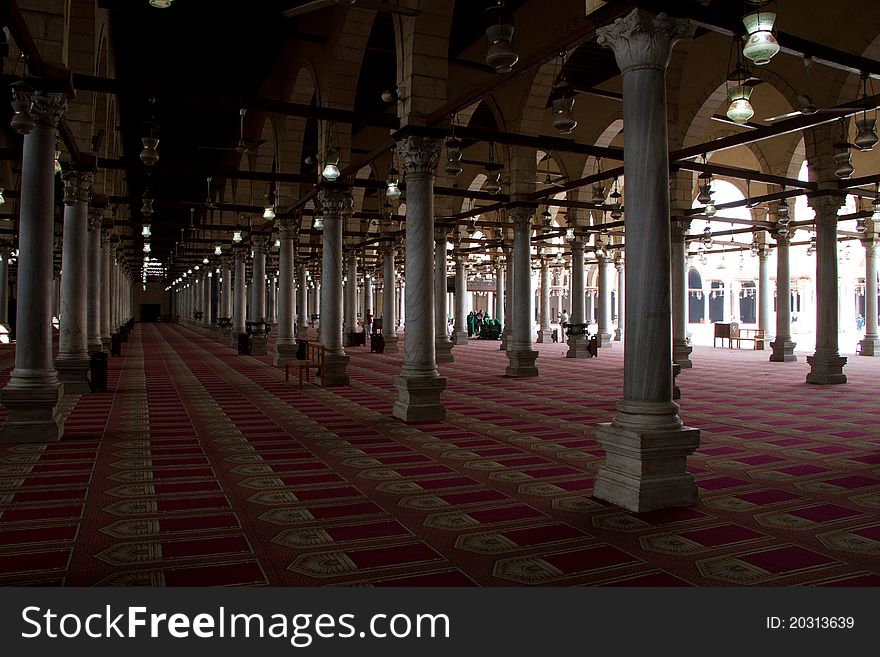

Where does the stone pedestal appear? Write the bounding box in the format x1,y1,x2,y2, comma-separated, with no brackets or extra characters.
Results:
318,352,350,387
806,352,847,384
506,347,539,376
594,420,700,512
592,10,698,511
393,374,447,422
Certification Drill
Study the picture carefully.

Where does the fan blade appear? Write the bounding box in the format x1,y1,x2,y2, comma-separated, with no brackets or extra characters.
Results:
711,115,756,129
763,110,802,123
197,145,241,152
282,0,341,18
354,0,421,16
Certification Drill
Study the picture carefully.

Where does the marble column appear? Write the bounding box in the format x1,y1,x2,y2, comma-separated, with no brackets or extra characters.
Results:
100,233,112,349
250,237,268,356
0,245,9,336
0,89,68,442
273,217,297,365
566,237,590,358
203,272,212,327
54,170,92,393
500,245,513,351
231,244,246,346
494,258,505,330
363,271,373,335
769,229,797,362
536,255,552,343
393,135,445,421
297,265,309,337
806,194,846,383
452,254,469,345
596,253,613,348
317,186,350,386
269,274,278,328
382,243,399,353
859,237,879,355
757,244,771,344
671,221,691,366
615,253,625,341
344,254,358,340
506,206,539,376
433,227,454,363
593,10,699,512
219,255,233,341
86,208,103,355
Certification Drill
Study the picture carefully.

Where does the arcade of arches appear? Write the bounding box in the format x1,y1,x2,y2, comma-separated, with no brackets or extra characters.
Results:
0,0,878,586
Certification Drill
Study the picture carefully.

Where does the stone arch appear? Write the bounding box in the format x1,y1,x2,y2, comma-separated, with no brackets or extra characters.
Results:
279,61,320,207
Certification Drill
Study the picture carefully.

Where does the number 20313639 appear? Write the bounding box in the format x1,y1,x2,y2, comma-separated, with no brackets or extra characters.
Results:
766,617,855,630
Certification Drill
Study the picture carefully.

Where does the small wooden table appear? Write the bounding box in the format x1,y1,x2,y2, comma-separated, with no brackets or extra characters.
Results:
283,343,326,387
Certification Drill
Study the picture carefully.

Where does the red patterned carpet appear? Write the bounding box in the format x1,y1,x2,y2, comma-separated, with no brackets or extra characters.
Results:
1,324,879,586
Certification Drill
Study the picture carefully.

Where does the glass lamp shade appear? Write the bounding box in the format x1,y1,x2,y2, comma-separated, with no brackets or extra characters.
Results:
140,137,159,165
742,12,779,65
833,150,854,179
214,246,222,255
9,84,35,134
697,183,713,205
322,148,341,181
232,231,243,244
149,0,173,7
485,24,518,73
203,257,209,264
141,197,154,216
143,243,151,253
551,98,577,134
726,86,754,123
274,239,281,247
565,227,575,241
705,202,717,218
194,265,199,271
0,188,5,206
386,181,402,201
484,173,503,195
263,205,275,220
54,151,62,174
142,224,151,238
445,140,463,175
313,215,324,230
853,117,878,152
590,184,606,205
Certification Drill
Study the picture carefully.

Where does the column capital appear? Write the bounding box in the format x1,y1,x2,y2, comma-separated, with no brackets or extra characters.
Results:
318,186,352,218
807,192,844,227
87,207,103,231
29,90,69,128
396,135,441,178
671,220,690,244
381,241,396,257
232,243,246,259
220,255,234,270
276,215,299,240
863,238,877,258
597,9,689,74
570,236,585,252
251,234,270,252
62,170,92,205
772,227,793,245
509,205,536,231
434,225,448,243
615,253,625,271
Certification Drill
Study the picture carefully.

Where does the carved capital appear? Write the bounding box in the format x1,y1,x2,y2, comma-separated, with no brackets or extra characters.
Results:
863,239,877,258
671,220,690,244
29,91,69,128
251,235,270,252
397,136,441,179
570,236,585,254
807,193,843,226
232,243,247,260
318,187,351,218
509,206,535,232
62,170,92,205
434,226,448,243
597,9,688,74
276,215,299,241
88,208,103,231
772,228,793,245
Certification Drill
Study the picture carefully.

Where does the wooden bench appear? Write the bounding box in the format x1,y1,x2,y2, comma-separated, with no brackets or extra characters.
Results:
714,322,738,348
284,343,326,387
733,328,766,350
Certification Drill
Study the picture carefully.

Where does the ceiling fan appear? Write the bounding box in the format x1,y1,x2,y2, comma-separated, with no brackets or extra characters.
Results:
197,108,265,155
538,151,568,188
281,0,420,19
763,57,865,123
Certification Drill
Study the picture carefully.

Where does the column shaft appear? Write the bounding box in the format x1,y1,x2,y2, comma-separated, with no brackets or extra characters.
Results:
317,187,350,385
859,239,879,355
382,245,399,352
671,223,691,366
453,255,468,345
506,207,539,376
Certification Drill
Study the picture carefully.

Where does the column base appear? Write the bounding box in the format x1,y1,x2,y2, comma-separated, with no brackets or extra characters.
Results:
598,331,613,348
54,357,92,394
769,338,797,362
435,337,454,363
672,363,681,401
382,334,400,354
296,324,309,340
272,342,298,367
614,327,622,341
100,336,111,353
87,340,104,355
673,340,693,369
218,328,232,344
392,374,446,422
536,328,553,343
806,351,847,385
0,383,64,443
594,421,700,513
566,335,593,358
506,347,539,377
452,331,468,346
500,329,510,351
858,337,880,356
250,335,268,356
317,352,350,387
